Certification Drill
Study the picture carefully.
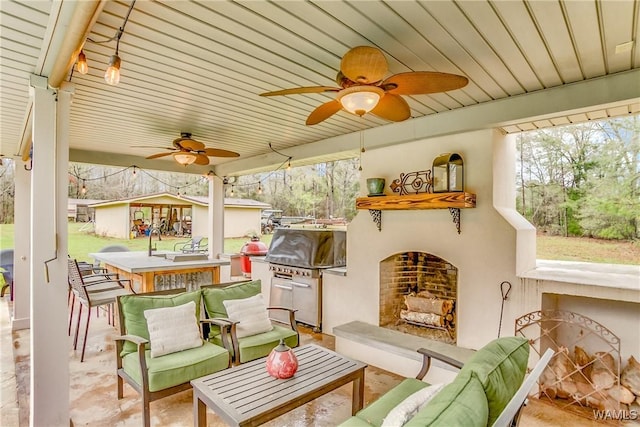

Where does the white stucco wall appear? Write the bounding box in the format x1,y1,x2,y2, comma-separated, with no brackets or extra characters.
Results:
324,129,531,350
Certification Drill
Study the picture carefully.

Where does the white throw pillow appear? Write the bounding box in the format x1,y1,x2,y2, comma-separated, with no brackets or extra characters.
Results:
223,294,273,338
143,301,202,358
381,383,445,427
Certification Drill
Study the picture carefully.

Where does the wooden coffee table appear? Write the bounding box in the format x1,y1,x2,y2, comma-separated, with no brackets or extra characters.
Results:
191,344,367,426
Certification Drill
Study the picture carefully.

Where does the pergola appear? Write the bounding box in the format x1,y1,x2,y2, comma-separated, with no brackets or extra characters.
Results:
1,1,639,423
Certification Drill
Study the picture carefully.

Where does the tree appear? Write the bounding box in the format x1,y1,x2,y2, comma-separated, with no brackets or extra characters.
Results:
517,116,640,240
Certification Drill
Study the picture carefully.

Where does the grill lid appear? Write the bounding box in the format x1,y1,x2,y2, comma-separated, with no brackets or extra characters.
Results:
265,228,346,269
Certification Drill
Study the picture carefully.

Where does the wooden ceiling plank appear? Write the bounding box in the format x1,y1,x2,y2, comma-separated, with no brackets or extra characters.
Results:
491,1,563,88
600,0,636,73
527,1,583,83
563,0,606,79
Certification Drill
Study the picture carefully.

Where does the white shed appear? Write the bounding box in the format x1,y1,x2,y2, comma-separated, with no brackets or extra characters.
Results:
183,196,270,238
91,193,269,239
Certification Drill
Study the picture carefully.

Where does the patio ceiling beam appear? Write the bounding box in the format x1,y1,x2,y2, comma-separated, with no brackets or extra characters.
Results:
18,1,106,160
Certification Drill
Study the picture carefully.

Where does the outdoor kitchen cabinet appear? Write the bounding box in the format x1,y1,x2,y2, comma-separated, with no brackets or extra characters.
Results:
270,274,322,331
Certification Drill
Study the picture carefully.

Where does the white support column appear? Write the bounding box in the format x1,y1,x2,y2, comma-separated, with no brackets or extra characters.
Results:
29,75,70,425
208,176,225,259
11,158,31,330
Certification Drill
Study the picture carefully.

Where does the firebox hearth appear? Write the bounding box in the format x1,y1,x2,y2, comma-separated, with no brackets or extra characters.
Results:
380,252,457,344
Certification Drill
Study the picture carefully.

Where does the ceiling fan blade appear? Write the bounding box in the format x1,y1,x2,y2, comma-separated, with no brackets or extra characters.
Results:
382,71,468,95
306,100,343,125
194,154,210,165
176,138,204,151
146,151,175,159
340,46,388,84
202,148,240,158
133,145,175,151
260,86,340,96
370,94,411,122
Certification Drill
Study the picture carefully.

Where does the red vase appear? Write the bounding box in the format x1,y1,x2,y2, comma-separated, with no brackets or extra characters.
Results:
265,339,298,379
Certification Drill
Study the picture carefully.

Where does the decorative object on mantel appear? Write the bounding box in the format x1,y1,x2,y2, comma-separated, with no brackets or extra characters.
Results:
432,153,464,193
265,339,298,379
366,178,386,196
357,168,475,233
390,170,432,195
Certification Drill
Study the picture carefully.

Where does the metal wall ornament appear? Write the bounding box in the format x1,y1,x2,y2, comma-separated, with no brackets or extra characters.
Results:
432,153,464,193
390,170,432,195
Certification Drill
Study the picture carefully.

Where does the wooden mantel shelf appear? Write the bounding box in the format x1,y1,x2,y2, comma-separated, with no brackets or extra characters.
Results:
355,192,476,233
356,192,476,210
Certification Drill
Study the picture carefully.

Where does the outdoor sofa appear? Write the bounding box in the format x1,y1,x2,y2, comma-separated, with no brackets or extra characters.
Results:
339,336,553,427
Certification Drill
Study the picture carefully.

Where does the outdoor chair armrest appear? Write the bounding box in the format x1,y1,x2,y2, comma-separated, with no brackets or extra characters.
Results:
82,273,120,282
81,278,131,289
115,334,149,347
415,347,465,380
114,334,150,390
267,306,299,332
200,318,232,352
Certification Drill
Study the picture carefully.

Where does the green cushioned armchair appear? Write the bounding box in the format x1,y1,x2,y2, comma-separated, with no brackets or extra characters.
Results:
201,280,299,365
115,288,231,427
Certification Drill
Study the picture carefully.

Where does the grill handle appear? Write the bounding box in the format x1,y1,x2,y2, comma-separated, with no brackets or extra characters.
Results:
273,284,293,291
291,281,311,288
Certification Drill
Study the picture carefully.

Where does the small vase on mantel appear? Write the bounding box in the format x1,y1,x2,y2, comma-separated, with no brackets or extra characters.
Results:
265,339,298,379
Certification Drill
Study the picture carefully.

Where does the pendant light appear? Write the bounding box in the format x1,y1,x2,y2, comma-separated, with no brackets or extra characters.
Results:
76,50,88,75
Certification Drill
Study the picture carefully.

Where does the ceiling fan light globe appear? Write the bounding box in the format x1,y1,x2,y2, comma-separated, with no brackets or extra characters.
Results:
173,152,197,165
104,55,121,85
338,86,384,116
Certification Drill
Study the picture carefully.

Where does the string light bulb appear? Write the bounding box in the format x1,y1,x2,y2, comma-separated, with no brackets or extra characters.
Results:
132,165,137,178
230,185,235,197
104,54,121,85
81,180,87,194
287,158,292,171
258,182,263,194
76,50,88,75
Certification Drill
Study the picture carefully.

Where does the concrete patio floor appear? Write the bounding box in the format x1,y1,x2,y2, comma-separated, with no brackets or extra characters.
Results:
0,296,617,426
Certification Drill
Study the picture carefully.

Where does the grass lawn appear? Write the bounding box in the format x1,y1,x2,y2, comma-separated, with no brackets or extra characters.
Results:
0,222,272,263
0,223,637,265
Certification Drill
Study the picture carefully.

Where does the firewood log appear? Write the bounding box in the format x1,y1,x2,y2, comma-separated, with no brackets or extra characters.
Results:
621,355,640,396
541,347,573,399
400,310,444,327
607,385,636,405
590,352,617,390
573,346,593,382
404,295,453,315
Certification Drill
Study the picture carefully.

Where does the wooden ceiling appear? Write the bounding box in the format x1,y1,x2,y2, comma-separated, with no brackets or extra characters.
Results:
1,0,639,176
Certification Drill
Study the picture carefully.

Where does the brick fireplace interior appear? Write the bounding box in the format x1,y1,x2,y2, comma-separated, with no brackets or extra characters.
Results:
379,252,458,344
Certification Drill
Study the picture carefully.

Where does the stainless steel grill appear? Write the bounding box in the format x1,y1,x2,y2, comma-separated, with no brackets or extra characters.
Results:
265,229,346,332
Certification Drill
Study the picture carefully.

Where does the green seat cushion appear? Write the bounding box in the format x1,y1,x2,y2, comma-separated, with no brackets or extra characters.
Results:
202,280,262,319
121,341,229,392
354,378,428,427
210,324,298,363
119,290,202,355
338,416,379,427
459,336,529,425
405,370,488,427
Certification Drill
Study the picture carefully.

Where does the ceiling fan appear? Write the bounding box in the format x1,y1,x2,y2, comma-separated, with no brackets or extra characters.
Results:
260,46,469,125
140,133,240,166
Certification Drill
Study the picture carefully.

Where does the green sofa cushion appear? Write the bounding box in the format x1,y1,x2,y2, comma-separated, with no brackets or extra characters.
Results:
353,378,428,427
203,280,298,364
202,280,262,319
119,290,202,355
121,341,229,392
459,336,529,425
405,370,488,427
